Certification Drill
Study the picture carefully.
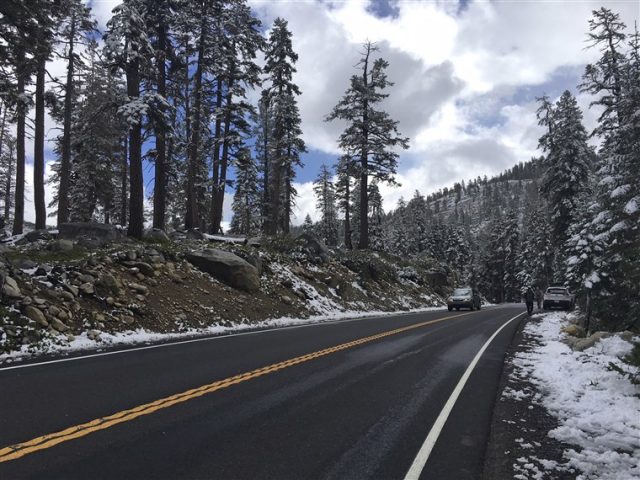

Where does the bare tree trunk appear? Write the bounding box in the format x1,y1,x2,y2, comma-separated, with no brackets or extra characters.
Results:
57,12,75,226
34,54,47,230
212,80,233,234
358,44,371,249
344,178,352,250
120,136,128,226
152,20,167,230
185,5,207,230
12,47,26,236
209,78,223,232
4,140,15,223
127,56,144,239
261,97,270,234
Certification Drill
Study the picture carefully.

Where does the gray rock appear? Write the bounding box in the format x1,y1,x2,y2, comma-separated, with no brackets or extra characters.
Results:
128,282,148,295
79,283,95,295
51,318,69,332
64,284,79,297
33,297,46,306
25,229,52,242
87,330,101,341
48,239,74,252
15,258,38,270
58,222,124,246
2,276,22,299
186,249,260,292
58,290,75,301
123,261,154,276
48,305,61,316
97,273,121,294
25,306,48,327
281,295,294,305
296,233,330,263
186,228,205,240
78,274,95,284
144,229,171,244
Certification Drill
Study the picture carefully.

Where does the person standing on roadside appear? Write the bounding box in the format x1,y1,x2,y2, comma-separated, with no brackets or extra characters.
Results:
524,287,535,315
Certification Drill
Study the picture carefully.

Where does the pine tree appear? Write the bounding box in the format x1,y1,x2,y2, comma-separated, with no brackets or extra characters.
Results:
537,90,593,264
210,0,262,234
326,41,409,249
52,0,96,226
229,148,260,235
313,164,338,246
263,18,305,235
104,0,154,238
334,155,355,249
63,43,125,222
580,9,640,329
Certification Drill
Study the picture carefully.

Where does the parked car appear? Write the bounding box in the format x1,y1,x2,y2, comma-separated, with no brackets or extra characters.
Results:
542,286,575,310
447,287,482,311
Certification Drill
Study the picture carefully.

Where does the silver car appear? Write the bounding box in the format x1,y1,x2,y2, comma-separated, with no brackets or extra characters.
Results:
447,287,482,311
542,287,575,310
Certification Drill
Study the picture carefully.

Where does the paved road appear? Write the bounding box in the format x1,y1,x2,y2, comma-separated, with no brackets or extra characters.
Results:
0,304,525,479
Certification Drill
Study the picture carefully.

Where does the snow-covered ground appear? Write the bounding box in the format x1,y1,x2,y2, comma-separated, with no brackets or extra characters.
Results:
505,311,640,480
0,305,446,365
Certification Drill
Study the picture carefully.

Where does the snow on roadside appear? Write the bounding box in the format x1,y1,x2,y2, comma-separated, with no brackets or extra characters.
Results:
0,305,447,365
508,311,640,480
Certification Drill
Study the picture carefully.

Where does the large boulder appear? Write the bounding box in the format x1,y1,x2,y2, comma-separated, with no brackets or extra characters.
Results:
296,233,330,264
58,223,124,247
144,229,171,244
186,249,260,292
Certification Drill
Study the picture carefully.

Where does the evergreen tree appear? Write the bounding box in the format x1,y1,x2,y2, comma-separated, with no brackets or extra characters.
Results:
104,0,154,238
580,9,640,329
334,155,355,249
313,164,338,246
229,148,260,235
51,0,96,225
537,90,593,262
326,41,409,249
263,18,305,235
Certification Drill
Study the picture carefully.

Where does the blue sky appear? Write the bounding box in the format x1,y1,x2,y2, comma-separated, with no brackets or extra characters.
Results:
29,0,639,227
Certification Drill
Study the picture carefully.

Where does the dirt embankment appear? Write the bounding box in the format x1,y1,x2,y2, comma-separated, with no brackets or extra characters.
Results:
0,232,449,358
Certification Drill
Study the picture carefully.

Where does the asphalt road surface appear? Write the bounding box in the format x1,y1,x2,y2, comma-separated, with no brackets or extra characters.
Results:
0,304,525,479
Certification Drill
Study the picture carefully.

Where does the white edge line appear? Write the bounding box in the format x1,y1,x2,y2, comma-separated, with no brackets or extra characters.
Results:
403,311,526,480
0,306,503,372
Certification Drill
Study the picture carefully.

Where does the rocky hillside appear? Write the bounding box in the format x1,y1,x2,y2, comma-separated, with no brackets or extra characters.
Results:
0,224,449,360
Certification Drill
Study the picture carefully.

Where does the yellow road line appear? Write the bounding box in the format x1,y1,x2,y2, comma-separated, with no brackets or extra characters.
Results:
0,311,473,463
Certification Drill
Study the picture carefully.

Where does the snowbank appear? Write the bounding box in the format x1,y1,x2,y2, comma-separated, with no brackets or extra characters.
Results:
0,305,446,365
509,311,640,479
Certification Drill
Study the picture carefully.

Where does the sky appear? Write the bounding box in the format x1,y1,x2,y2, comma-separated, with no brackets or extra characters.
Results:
24,0,640,227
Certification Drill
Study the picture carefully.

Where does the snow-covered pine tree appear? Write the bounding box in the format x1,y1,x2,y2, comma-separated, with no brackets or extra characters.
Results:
516,204,553,292
263,17,305,235
313,164,338,246
537,90,593,268
65,42,126,222
50,0,96,226
229,148,260,236
326,41,409,249
334,155,355,249
104,0,154,238
302,213,313,233
210,0,263,234
580,9,640,329
1,2,40,234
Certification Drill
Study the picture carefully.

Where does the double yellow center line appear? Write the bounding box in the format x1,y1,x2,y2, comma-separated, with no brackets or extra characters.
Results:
0,311,471,463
